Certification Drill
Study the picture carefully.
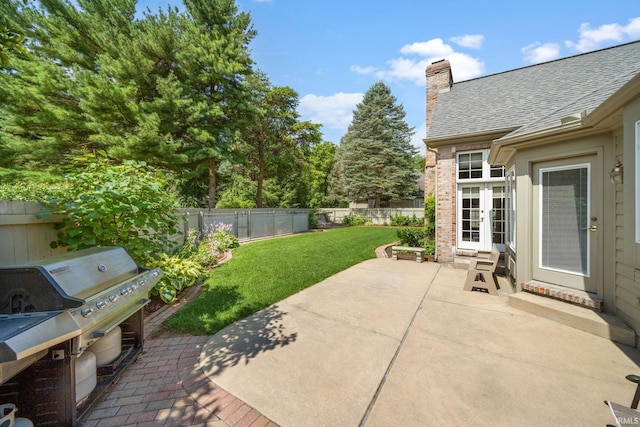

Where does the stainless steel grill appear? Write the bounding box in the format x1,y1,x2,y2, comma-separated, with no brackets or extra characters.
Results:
0,246,163,426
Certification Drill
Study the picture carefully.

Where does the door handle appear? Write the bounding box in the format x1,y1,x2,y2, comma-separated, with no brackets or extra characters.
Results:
582,225,597,232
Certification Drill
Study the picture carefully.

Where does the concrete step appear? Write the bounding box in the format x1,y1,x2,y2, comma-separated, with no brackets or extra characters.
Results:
507,292,636,347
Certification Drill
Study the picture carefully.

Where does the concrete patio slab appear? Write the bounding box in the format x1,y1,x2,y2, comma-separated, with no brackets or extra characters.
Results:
200,259,439,427
200,259,640,427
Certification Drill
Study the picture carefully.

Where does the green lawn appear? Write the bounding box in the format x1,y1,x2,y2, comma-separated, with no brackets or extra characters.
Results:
164,226,398,335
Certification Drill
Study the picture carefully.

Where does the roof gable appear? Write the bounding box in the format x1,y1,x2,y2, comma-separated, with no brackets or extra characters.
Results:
426,41,640,141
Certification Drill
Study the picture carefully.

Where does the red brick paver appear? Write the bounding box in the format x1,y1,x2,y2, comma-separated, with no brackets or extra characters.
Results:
81,259,279,427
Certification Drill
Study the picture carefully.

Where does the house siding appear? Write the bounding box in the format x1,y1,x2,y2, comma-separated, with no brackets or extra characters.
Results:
507,133,613,303
614,97,640,341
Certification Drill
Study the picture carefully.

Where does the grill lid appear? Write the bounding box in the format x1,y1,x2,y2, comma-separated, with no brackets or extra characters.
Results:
0,247,141,314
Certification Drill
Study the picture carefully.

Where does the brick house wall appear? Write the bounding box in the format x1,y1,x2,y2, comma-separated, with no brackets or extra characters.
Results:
430,142,493,262
424,60,452,198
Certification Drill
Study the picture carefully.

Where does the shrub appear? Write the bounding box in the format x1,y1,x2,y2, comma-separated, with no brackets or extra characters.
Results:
424,194,436,256
37,154,181,265
196,224,239,264
150,254,206,303
174,225,239,267
153,224,239,304
424,194,435,239
308,210,319,229
390,213,423,227
0,182,67,202
342,214,372,226
396,227,426,248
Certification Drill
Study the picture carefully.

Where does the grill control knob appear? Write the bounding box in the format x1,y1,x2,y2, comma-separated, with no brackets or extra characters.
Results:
81,308,94,317
96,301,107,310
120,287,132,296
137,279,146,287
109,294,119,303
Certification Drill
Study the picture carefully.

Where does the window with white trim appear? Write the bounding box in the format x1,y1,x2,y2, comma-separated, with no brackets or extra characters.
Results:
506,167,516,249
457,150,505,182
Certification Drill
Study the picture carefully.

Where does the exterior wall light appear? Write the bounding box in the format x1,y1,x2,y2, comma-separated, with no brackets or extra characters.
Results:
609,160,623,184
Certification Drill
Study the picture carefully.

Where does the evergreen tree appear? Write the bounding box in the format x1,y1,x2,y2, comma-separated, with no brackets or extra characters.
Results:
177,0,256,207
334,81,417,207
0,0,256,208
0,0,138,166
0,24,27,66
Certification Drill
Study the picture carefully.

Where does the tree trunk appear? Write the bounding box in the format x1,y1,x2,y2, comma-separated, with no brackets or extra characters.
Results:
375,193,381,208
208,156,217,209
256,144,264,208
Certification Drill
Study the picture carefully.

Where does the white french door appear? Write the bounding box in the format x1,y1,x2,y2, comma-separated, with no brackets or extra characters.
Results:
457,184,505,252
532,156,601,293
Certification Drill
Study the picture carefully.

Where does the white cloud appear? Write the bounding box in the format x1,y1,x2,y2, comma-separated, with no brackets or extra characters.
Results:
400,38,454,56
375,57,432,85
565,17,640,52
521,42,561,64
350,65,379,75
353,37,485,85
449,34,484,49
444,52,486,81
298,92,363,139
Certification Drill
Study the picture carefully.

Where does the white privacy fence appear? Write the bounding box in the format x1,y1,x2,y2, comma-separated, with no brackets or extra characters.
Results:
317,208,424,226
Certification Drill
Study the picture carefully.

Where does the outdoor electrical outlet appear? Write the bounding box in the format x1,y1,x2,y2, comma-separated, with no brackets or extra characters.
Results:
51,349,65,360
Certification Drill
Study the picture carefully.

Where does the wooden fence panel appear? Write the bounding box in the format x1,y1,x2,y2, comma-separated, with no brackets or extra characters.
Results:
0,201,66,265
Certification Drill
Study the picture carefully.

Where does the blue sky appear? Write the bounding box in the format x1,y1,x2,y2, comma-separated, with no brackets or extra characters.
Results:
139,1,640,153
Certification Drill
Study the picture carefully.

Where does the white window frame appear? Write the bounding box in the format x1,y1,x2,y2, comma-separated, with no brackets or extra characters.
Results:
456,149,505,183
506,166,516,250
538,163,591,277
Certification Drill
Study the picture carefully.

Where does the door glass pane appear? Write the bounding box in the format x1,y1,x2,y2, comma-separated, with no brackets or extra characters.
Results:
492,186,505,245
540,166,589,275
461,187,481,242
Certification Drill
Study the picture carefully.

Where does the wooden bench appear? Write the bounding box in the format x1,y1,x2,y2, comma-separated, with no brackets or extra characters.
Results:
391,246,425,263
463,244,500,295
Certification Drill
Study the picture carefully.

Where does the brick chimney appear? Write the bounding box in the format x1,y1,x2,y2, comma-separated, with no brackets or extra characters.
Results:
425,59,453,134
423,59,452,196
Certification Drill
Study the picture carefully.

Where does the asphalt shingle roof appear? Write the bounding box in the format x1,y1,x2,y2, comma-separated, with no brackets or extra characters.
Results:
426,40,640,140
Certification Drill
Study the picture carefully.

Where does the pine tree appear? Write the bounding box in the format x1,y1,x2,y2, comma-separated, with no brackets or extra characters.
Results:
0,0,138,166
0,0,256,208
177,0,256,207
334,81,417,207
